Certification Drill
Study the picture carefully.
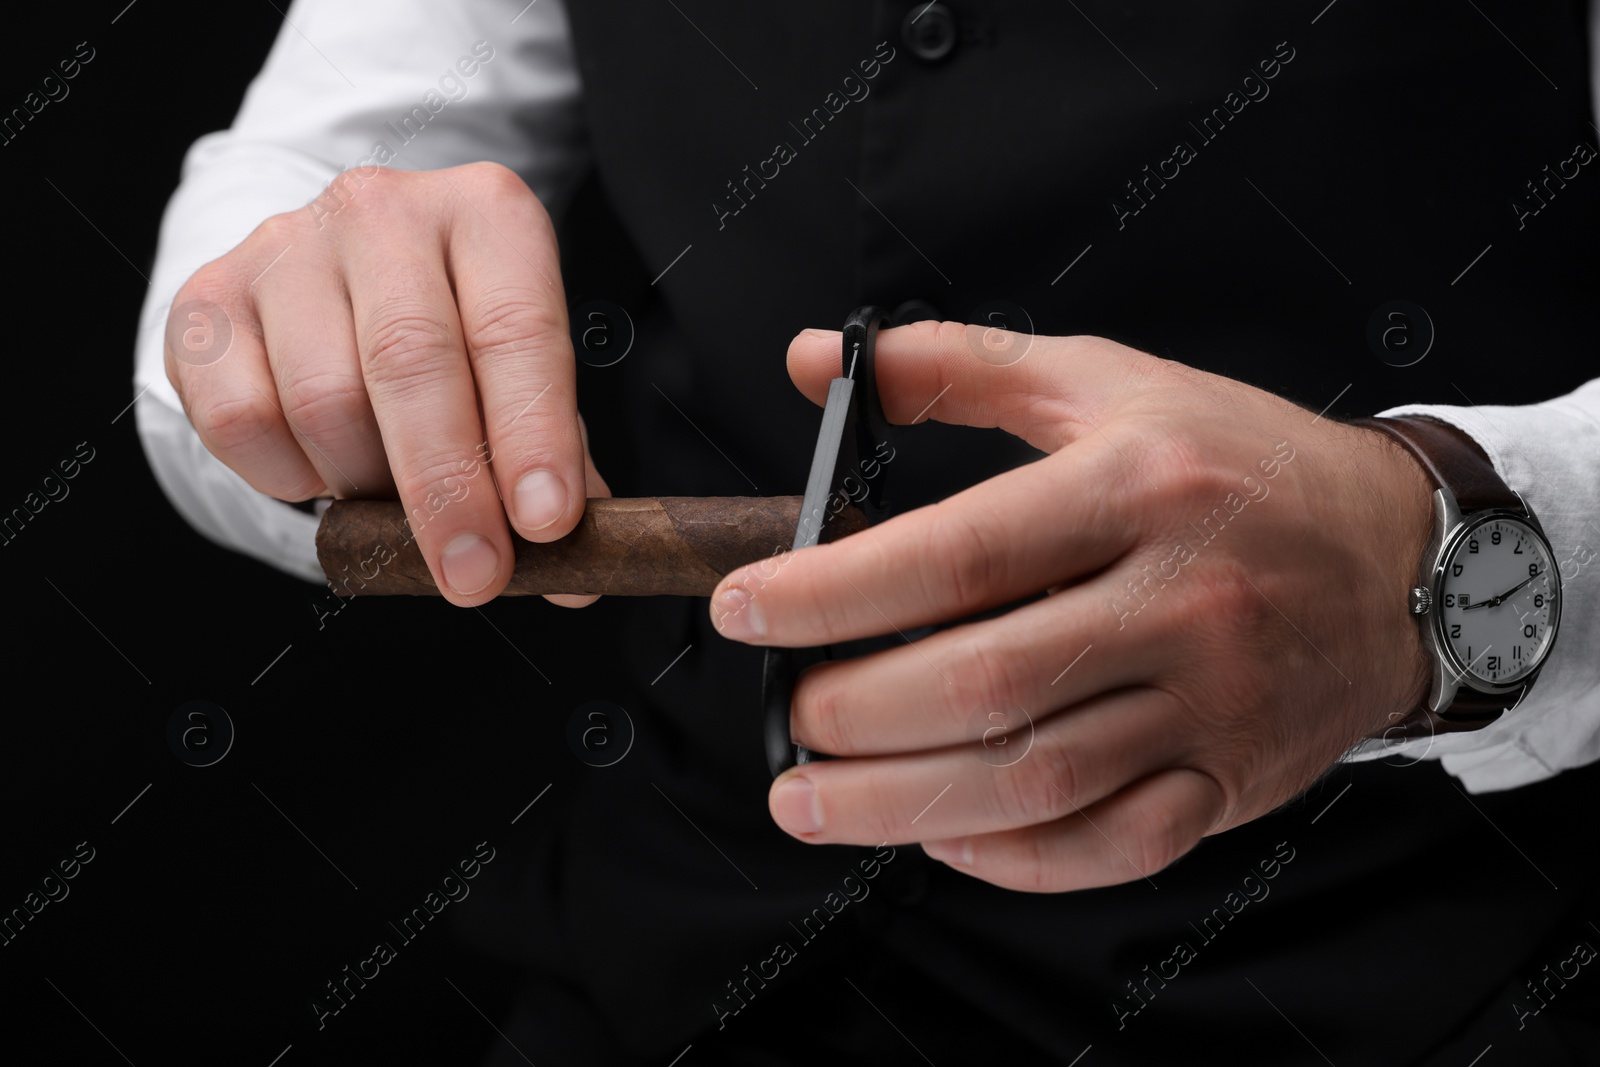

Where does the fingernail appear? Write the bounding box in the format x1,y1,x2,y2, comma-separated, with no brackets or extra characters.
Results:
801,328,841,340
441,533,499,595
515,469,566,532
712,587,766,640
771,776,823,834
922,838,972,867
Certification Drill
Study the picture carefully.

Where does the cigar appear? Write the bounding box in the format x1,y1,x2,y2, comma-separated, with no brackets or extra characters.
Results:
316,496,867,597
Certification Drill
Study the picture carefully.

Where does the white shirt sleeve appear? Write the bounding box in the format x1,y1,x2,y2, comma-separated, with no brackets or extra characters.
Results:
132,0,586,582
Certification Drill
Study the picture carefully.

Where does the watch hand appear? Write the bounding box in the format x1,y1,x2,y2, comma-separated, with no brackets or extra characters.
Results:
1462,569,1542,610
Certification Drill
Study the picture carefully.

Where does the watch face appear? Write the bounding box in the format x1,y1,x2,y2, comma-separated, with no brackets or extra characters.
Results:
1436,516,1560,686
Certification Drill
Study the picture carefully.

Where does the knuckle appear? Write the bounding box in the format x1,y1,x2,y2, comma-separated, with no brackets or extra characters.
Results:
1150,547,1264,666
930,318,971,354
886,318,966,361
463,287,566,363
282,372,370,440
176,262,240,310
1009,833,1063,893
330,165,407,220
1033,736,1083,812
363,302,459,383
829,775,895,845
1143,427,1229,508
921,505,1006,609
762,548,852,637
194,392,278,454
992,745,1075,826
1198,558,1271,638
865,781,919,845
950,639,1018,720
459,160,534,202
248,210,304,252
793,664,856,756
1121,345,1184,391
396,456,479,518
453,163,555,239
261,468,327,504
1163,564,1276,733
1127,800,1194,877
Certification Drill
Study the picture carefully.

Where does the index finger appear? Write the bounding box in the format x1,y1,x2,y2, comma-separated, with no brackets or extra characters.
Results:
709,435,1136,646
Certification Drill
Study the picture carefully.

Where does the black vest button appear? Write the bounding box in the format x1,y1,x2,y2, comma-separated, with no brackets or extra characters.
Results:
902,3,958,64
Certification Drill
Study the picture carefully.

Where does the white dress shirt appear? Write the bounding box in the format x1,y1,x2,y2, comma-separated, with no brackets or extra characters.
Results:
133,0,1600,794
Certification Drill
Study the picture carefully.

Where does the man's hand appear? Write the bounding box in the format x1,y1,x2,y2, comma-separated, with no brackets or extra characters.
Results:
164,162,607,607
709,322,1436,892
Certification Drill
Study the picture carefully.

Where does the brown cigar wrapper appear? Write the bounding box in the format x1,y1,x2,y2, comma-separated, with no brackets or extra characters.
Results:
315,497,867,598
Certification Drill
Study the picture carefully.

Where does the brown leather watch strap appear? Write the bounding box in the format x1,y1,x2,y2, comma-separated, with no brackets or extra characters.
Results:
1353,416,1518,511
1380,688,1513,740
1353,416,1525,739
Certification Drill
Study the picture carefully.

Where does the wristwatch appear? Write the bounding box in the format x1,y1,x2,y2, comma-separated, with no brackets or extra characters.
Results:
1356,416,1562,740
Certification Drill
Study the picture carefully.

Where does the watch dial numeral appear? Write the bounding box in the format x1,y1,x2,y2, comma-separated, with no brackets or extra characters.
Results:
1534,594,1544,608
1486,655,1501,673
1523,624,1536,638
1491,530,1502,545
1444,593,1456,608
1469,538,1480,554
1453,563,1464,578
1450,624,1461,639
1529,563,1540,577
1514,542,1524,554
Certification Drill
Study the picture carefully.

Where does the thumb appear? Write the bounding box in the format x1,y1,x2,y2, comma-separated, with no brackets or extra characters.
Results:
786,321,1150,454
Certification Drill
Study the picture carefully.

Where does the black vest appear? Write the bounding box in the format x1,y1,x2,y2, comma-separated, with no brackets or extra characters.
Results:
483,4,1600,1061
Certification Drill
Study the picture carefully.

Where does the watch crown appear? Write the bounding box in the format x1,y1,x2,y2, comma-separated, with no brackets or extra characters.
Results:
1409,587,1432,615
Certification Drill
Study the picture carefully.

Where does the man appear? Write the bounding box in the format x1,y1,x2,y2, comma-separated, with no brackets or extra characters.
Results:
137,1,1600,1062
